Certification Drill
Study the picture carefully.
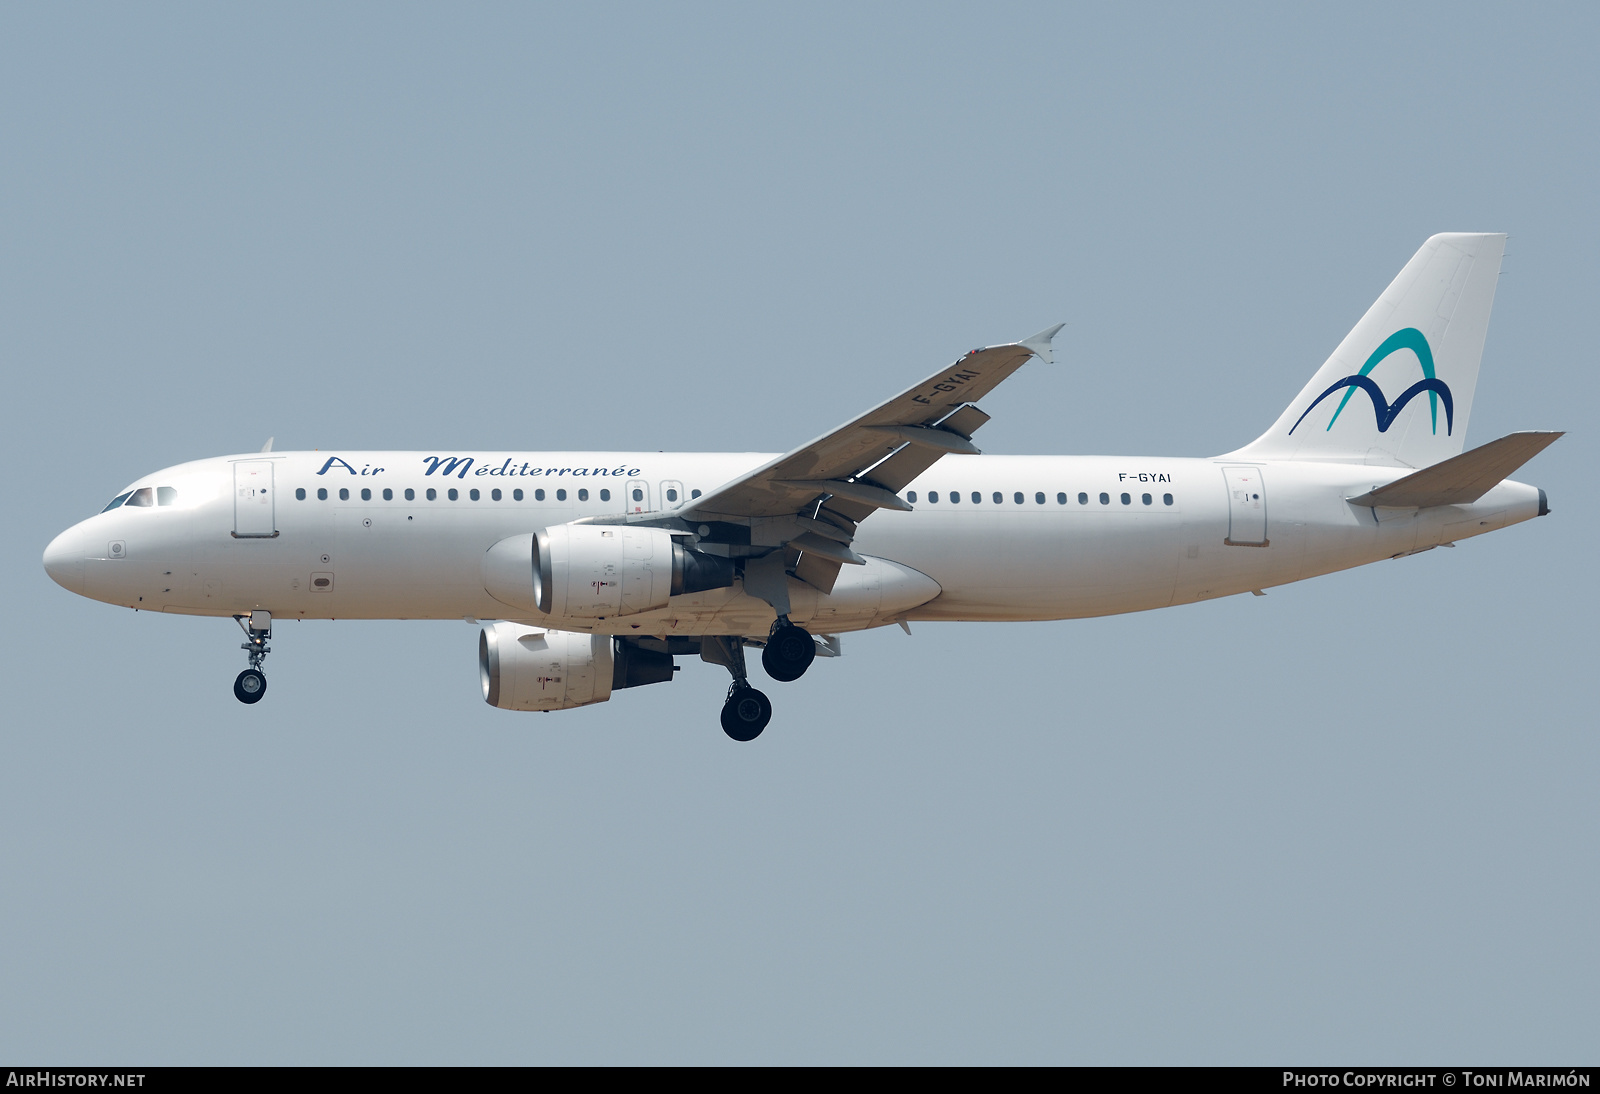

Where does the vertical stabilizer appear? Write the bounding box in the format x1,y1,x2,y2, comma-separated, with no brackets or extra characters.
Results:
1226,233,1505,468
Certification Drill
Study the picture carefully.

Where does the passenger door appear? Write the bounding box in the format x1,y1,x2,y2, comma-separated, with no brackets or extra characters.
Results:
233,461,277,538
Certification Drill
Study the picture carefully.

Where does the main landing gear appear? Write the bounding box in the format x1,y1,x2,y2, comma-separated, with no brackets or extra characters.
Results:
721,684,773,743
232,611,272,705
704,618,818,742
704,635,772,741
761,616,816,682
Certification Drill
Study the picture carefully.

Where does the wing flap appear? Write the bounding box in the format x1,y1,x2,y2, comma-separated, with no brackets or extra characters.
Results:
793,552,843,595
1346,430,1563,508
937,404,992,439
858,403,997,495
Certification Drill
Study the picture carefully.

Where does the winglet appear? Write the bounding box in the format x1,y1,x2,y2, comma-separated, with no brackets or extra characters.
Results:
1019,323,1065,364
260,437,275,453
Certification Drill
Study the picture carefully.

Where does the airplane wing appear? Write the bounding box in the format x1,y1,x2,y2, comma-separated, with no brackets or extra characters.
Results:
682,324,1063,592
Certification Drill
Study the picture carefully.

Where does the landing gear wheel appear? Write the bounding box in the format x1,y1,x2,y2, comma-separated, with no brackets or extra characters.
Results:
720,685,772,741
234,668,267,704
761,623,816,682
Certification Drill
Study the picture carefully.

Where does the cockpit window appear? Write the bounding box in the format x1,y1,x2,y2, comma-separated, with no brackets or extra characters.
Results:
101,491,133,513
124,487,155,508
157,486,177,506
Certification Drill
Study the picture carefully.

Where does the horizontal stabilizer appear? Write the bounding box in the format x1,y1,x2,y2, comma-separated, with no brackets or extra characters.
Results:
1346,431,1563,508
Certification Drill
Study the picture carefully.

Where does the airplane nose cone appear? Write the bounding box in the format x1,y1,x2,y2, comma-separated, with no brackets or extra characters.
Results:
43,526,86,594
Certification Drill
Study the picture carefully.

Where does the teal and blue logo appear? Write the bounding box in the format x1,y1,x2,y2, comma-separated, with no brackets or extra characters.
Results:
1289,327,1453,436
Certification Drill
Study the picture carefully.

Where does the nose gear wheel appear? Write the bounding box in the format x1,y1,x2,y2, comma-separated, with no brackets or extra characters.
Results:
234,669,267,704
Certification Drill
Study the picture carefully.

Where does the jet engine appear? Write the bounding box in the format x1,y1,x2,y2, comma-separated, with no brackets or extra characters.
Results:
482,525,734,621
480,623,613,711
479,622,680,711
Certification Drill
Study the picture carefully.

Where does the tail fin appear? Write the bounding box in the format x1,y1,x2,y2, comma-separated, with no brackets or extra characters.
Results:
1227,233,1506,468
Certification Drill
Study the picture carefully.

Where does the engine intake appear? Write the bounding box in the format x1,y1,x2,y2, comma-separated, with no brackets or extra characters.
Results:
480,623,613,711
479,624,678,711
483,525,734,621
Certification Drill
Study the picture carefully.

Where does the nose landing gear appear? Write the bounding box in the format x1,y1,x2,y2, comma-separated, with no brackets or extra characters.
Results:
232,611,272,705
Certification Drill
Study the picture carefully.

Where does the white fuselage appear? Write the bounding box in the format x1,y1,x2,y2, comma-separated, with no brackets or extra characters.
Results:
43,449,1543,638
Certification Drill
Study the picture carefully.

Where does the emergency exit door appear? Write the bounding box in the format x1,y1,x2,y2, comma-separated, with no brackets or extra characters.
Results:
625,479,650,514
1222,466,1267,546
233,461,278,538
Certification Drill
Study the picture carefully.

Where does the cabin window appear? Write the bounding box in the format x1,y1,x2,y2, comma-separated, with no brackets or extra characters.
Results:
125,487,154,507
992,492,1002,504
1142,493,1152,505
907,491,918,503
318,488,328,501
469,488,480,501
1120,492,1131,505
1013,492,1023,504
556,489,567,501
1034,492,1045,504
447,488,459,501
295,488,306,501
383,488,393,501
361,488,372,501
101,492,133,512
600,489,610,502
491,488,502,501
665,488,678,502
691,489,702,498
1164,493,1174,505
1099,492,1110,505
426,488,437,501
339,488,350,501
535,489,545,501
1078,492,1088,505
928,491,939,503
157,487,177,506
405,488,415,501
513,489,524,501
949,491,960,503
1057,492,1067,505
632,488,643,502
578,488,589,501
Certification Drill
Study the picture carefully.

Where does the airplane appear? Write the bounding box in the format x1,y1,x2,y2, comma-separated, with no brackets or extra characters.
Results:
42,233,1560,741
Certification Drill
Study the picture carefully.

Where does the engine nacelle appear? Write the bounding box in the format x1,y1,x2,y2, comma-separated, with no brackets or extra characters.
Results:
482,524,734,621
480,622,614,711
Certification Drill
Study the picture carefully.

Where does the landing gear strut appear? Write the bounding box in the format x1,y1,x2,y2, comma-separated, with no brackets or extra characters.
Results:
704,635,772,741
761,616,816,682
232,611,271,705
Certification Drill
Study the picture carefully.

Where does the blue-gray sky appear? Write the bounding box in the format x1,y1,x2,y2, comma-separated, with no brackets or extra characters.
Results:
2,2,1595,1064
